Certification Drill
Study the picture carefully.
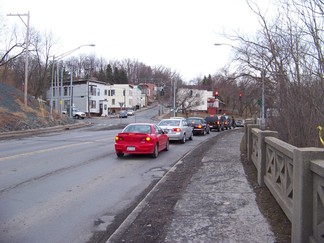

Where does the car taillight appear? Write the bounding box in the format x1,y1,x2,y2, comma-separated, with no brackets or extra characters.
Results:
217,121,220,125
140,137,151,142
197,125,202,129
173,128,181,132
115,136,123,141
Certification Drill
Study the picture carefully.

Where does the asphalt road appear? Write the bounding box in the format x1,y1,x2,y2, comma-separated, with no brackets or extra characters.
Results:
0,106,221,243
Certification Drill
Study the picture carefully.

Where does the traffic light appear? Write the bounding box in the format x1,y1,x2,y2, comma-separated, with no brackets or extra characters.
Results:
214,90,219,98
257,99,261,106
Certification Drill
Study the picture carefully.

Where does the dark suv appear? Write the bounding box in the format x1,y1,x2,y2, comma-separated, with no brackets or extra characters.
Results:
205,115,221,132
219,115,232,130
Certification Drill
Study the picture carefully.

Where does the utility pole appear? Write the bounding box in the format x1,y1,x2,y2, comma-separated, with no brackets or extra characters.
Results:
172,79,176,117
7,12,30,106
261,67,265,130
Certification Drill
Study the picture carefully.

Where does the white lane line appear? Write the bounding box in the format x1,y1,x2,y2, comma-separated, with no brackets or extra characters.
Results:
0,137,112,162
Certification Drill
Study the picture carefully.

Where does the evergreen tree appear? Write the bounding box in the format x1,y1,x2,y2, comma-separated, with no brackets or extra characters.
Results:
98,66,106,82
105,64,113,84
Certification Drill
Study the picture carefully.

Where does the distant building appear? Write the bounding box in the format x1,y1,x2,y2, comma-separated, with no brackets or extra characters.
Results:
177,88,212,112
47,79,147,117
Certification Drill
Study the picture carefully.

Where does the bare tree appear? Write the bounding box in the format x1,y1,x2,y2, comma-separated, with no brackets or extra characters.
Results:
217,0,324,147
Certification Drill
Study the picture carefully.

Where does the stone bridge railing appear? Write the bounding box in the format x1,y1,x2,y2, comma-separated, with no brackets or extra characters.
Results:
244,122,324,243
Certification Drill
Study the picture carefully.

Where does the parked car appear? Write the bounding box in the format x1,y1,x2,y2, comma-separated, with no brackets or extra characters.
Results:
127,109,135,116
205,115,221,132
158,118,193,143
235,119,245,127
119,110,128,118
114,123,169,158
186,117,210,136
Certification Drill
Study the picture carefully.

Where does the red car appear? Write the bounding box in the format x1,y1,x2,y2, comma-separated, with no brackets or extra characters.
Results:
115,123,169,158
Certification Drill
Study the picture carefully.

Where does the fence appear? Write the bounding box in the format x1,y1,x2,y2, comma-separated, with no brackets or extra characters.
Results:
244,121,324,243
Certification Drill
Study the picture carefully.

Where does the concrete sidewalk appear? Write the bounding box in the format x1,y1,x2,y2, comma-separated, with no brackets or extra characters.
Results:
164,130,275,242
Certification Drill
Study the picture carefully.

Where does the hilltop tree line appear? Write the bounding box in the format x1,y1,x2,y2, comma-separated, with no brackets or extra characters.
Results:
1,0,324,147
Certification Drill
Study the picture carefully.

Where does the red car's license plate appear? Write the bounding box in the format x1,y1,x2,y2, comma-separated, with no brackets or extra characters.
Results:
127,146,135,151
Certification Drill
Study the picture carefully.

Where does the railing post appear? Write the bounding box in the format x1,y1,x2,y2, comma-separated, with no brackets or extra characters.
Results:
292,148,324,243
247,124,259,162
257,130,278,186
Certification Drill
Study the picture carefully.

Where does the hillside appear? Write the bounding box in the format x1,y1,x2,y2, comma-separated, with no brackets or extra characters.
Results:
0,83,74,132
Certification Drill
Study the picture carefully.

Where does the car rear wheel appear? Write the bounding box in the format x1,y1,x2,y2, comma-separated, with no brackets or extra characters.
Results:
151,144,159,158
164,140,170,151
181,135,186,144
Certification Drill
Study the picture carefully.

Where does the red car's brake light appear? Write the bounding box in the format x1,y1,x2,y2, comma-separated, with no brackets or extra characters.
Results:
173,128,181,132
140,136,152,142
197,125,202,129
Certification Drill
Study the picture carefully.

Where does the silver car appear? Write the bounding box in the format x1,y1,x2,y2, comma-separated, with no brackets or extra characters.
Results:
158,118,193,143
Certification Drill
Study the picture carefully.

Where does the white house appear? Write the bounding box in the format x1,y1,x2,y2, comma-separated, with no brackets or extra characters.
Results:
70,80,109,116
177,88,212,112
107,84,134,113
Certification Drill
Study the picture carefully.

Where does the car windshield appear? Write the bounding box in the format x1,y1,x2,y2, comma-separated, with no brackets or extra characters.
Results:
158,120,180,126
123,125,151,134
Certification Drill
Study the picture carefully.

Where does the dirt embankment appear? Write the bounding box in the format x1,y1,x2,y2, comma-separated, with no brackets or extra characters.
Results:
0,83,74,132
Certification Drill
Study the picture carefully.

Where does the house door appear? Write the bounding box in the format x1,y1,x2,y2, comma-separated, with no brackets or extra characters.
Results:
99,104,103,116
100,101,108,117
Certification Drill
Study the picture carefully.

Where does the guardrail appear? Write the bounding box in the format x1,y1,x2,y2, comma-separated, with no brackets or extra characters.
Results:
244,122,324,243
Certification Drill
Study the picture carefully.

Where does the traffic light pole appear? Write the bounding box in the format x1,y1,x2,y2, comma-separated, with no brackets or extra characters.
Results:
261,69,265,130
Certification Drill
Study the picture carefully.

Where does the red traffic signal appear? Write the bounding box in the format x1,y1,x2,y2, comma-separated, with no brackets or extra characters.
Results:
214,90,219,98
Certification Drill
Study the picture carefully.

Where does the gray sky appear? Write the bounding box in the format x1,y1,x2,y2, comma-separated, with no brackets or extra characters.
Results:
1,0,271,81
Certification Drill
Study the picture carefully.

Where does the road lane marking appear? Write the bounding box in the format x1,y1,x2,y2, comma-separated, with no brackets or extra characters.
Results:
0,142,93,161
0,136,112,162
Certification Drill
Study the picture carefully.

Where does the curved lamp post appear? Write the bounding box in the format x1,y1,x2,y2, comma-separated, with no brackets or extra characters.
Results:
50,44,95,119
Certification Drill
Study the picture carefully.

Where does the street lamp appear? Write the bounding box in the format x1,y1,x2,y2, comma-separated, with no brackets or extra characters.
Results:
50,44,95,119
7,12,30,106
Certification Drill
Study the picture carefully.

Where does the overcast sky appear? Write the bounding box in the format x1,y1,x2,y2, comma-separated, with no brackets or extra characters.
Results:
1,0,272,81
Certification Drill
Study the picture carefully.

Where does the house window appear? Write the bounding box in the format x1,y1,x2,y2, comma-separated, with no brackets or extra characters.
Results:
90,100,96,109
89,85,96,96
64,87,68,96
104,90,108,95
112,99,115,105
111,89,115,96
97,89,100,96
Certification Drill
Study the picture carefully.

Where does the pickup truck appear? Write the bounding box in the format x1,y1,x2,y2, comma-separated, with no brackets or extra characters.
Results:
62,108,86,119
